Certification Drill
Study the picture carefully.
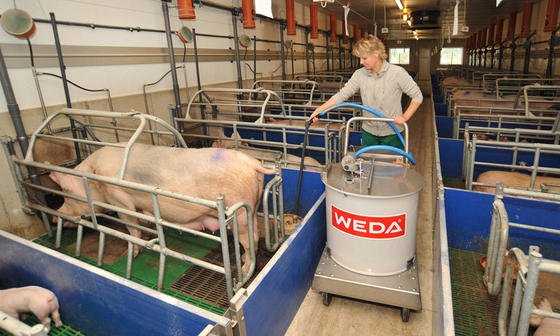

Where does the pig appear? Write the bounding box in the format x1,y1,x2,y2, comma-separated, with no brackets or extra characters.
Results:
49,143,276,275
451,89,515,110
0,286,62,328
474,171,560,194
441,76,471,86
530,297,560,336
211,130,322,172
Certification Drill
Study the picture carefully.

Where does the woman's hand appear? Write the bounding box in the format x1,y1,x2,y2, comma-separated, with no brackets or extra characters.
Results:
306,109,321,123
393,115,407,125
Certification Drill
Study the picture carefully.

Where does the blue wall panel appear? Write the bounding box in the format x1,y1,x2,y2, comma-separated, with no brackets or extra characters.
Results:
0,234,217,336
244,172,326,336
435,103,448,116
438,139,464,178
445,188,560,259
436,116,453,138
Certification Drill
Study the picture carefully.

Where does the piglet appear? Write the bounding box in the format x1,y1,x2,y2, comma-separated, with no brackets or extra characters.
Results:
0,286,63,328
531,297,560,336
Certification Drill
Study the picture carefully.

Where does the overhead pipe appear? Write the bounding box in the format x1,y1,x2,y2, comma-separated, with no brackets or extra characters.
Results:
286,0,296,35
353,24,359,41
178,0,196,20
310,4,319,39
161,2,182,120
232,9,243,89
330,12,337,42
241,0,255,29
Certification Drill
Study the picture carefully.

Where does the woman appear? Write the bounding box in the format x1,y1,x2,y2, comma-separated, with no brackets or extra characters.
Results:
307,35,423,150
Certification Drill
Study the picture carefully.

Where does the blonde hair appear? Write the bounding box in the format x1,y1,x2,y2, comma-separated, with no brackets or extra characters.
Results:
352,34,387,60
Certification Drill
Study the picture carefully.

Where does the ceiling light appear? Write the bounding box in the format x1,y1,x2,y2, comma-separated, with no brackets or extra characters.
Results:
415,36,419,40
407,19,411,26
402,14,408,21
395,0,404,10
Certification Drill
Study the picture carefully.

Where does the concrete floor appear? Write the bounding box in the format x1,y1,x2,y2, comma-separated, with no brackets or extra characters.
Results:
285,100,435,336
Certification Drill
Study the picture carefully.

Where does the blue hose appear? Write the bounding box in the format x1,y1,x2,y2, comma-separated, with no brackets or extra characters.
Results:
355,145,416,165
318,102,406,147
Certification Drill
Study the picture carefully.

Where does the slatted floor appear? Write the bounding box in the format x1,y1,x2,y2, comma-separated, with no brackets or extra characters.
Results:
169,244,234,308
449,248,500,336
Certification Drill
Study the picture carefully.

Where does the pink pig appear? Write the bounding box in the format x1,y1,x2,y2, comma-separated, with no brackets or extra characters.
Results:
0,286,62,327
49,144,276,275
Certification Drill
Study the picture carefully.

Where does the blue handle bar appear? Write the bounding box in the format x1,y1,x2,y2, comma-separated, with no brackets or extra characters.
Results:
355,145,416,165
318,102,405,148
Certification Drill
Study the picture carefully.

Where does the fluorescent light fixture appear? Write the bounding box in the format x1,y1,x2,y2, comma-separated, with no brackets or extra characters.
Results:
395,0,403,10
415,36,419,40
407,19,411,26
402,14,408,21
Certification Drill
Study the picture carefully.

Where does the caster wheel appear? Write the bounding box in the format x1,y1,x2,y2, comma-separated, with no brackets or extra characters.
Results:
401,308,410,322
322,292,332,306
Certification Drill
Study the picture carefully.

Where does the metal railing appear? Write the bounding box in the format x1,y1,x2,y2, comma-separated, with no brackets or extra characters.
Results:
4,108,285,300
498,246,560,336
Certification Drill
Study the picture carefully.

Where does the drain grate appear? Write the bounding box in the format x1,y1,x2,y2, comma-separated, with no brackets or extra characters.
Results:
170,241,274,309
449,248,501,336
169,244,241,309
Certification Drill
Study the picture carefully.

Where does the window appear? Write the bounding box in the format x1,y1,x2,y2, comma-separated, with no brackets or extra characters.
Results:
440,47,463,65
389,48,410,65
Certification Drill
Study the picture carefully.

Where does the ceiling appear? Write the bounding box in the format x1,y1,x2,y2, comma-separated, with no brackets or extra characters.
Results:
298,0,537,41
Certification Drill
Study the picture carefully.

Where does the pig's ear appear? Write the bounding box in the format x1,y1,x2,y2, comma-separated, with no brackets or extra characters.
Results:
50,171,61,184
230,130,243,141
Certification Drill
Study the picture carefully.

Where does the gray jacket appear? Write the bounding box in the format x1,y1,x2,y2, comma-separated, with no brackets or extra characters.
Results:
331,61,423,136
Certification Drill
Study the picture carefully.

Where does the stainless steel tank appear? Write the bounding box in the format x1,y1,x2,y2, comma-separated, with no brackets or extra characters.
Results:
323,156,423,276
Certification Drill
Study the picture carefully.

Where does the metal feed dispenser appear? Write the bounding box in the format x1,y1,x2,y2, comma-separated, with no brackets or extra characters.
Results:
312,103,423,322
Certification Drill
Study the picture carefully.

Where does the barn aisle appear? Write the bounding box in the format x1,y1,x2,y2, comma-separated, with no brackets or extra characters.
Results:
285,99,435,335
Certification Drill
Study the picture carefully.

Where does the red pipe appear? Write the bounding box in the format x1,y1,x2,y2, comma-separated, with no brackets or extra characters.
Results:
286,0,296,35
330,12,337,42
178,0,196,20
520,3,532,37
342,21,348,44
507,11,517,41
544,0,560,32
353,24,359,40
310,4,318,39
242,0,255,29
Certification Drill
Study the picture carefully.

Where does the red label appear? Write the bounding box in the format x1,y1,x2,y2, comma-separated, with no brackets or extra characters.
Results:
331,205,406,239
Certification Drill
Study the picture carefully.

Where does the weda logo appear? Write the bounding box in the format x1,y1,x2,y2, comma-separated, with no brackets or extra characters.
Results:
331,205,406,239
